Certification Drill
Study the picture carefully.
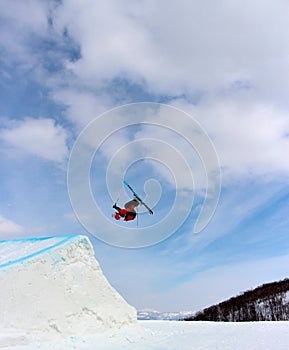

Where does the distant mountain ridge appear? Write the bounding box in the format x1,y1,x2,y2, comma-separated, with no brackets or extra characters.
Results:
137,309,195,321
185,278,289,322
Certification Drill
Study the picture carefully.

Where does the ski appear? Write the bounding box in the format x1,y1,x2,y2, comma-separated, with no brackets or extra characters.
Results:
123,180,153,215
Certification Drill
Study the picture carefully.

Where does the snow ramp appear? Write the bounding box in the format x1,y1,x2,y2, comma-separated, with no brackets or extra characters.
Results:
0,235,137,345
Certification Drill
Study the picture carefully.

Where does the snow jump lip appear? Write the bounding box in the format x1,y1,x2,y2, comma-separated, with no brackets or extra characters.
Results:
0,235,76,269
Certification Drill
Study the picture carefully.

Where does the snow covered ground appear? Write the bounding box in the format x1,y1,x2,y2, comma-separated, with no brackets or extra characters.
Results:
1,236,288,349
2,320,289,350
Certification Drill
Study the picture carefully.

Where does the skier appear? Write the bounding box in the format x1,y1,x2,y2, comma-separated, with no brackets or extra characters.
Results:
112,181,153,222
112,198,140,221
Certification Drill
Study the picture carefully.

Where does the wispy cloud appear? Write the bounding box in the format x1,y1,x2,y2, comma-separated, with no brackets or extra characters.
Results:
0,117,68,162
166,178,289,257
152,252,289,311
0,214,25,237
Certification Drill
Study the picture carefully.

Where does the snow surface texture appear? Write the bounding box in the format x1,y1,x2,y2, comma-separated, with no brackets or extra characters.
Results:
1,321,289,350
0,235,137,346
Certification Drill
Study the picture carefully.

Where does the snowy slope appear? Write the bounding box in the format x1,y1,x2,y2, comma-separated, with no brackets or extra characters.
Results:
0,235,136,346
1,321,289,350
1,236,288,349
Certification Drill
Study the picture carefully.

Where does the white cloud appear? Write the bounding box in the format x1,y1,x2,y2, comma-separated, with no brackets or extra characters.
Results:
53,0,158,82
1,0,288,179
0,118,68,162
0,0,50,66
1,0,288,108
0,215,25,237
133,123,208,190
172,99,289,180
51,0,289,100
0,0,48,32
45,0,289,182
52,89,114,130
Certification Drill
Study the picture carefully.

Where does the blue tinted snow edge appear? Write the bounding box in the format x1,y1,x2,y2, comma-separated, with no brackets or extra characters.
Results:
0,235,76,244
0,235,80,269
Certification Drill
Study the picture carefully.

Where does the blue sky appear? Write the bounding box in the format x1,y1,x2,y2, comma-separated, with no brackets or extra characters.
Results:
0,0,289,312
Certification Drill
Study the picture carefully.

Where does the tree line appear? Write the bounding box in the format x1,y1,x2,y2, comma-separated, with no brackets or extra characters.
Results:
184,278,289,322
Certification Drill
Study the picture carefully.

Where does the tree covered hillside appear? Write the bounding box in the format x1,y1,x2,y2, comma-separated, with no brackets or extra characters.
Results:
185,279,289,322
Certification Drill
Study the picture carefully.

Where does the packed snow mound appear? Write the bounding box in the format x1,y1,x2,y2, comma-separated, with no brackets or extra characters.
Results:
0,235,137,345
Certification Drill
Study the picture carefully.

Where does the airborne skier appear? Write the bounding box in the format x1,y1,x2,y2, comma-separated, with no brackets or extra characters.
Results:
112,198,140,221
112,181,153,222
